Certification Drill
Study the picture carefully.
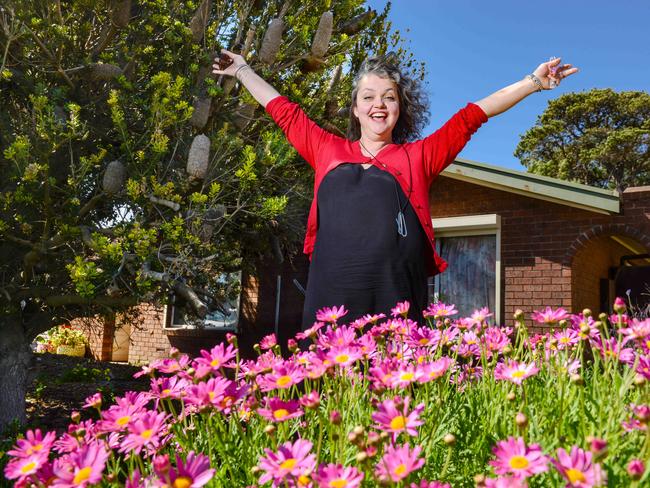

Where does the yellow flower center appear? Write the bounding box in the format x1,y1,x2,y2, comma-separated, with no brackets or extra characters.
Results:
566,468,586,483
560,337,570,344
509,455,529,470
162,388,171,395
419,338,430,345
31,443,43,452
280,458,297,470
329,479,349,488
117,415,130,426
276,375,292,387
511,371,525,378
21,462,37,474
208,391,216,401
335,354,350,364
73,466,93,484
400,372,414,382
390,415,407,430
393,463,407,477
173,476,193,488
210,359,220,367
141,429,153,440
298,475,311,486
273,408,289,420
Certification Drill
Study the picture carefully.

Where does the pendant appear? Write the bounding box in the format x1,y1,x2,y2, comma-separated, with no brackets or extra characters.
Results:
396,211,408,237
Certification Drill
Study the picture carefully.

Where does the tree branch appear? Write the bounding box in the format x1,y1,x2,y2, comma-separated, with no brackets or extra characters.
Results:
173,282,208,318
148,194,181,212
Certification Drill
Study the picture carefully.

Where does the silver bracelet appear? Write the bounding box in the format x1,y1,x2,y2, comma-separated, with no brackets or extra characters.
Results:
527,74,544,92
234,64,251,80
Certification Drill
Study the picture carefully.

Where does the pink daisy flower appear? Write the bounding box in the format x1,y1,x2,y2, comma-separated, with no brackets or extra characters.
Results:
494,361,539,385
531,306,569,326
313,463,364,488
82,393,103,410
391,300,411,318
417,357,454,383
257,362,305,392
391,365,421,388
408,326,439,348
316,305,348,323
423,302,458,319
592,337,635,365
552,446,606,487
184,376,232,409
636,354,650,380
119,410,169,456
375,443,425,482
7,429,56,459
150,375,189,401
296,321,325,340
554,329,580,349
372,397,425,442
193,343,238,378
482,327,512,357
260,333,278,350
4,453,49,482
470,306,493,326
258,397,304,422
490,437,549,479
258,439,317,487
52,441,110,487
326,346,363,368
152,451,215,488
319,325,358,349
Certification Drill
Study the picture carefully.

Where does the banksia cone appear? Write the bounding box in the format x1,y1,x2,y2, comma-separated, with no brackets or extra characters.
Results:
187,134,210,180
190,97,212,129
339,9,375,35
199,205,226,242
300,55,326,74
110,0,131,29
232,103,256,131
259,18,284,65
311,11,333,58
102,160,126,195
88,63,123,81
189,0,212,42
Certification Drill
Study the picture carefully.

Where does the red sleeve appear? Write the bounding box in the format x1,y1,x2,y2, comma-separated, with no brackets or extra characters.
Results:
422,102,488,181
265,96,336,170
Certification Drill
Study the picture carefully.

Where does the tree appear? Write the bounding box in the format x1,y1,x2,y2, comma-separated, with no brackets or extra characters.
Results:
515,88,650,192
0,0,424,430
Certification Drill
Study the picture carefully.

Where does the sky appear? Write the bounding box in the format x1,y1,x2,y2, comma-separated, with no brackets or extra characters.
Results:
366,0,650,171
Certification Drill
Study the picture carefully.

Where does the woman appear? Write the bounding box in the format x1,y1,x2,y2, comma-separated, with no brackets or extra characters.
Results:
212,51,578,328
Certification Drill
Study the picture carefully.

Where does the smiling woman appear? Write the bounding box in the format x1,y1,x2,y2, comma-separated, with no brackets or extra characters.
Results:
212,48,578,330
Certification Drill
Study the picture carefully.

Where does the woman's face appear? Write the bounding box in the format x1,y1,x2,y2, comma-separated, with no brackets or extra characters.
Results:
353,73,400,142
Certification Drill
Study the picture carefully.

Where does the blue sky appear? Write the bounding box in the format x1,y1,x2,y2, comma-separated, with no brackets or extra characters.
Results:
366,0,650,170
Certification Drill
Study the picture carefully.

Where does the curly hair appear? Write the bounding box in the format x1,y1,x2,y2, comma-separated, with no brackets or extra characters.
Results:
346,54,430,144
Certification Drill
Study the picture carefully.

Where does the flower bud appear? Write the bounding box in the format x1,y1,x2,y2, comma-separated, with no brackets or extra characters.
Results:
474,473,486,485
70,411,81,423
627,459,645,480
598,313,608,323
356,451,368,463
558,319,567,328
264,424,276,436
251,466,261,475
513,309,524,321
367,431,380,446
515,412,528,428
169,347,180,358
582,308,592,317
587,436,608,459
365,445,378,457
347,431,358,443
502,345,512,356
580,324,591,335
287,338,298,352
443,433,456,446
633,404,650,423
329,410,342,425
226,332,237,345
353,425,365,436
613,297,627,314
153,454,170,475
570,374,584,386
506,391,516,402
633,374,646,386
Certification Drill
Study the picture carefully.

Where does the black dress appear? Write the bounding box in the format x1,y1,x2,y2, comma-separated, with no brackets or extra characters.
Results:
302,163,429,328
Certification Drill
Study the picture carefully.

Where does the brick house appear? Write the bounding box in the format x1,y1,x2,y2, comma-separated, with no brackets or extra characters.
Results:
82,159,650,363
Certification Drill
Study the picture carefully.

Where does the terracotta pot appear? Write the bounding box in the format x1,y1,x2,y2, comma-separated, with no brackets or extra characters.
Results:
56,344,86,357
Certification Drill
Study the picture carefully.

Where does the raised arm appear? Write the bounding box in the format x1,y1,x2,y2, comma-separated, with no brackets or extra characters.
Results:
212,49,280,108
475,57,579,118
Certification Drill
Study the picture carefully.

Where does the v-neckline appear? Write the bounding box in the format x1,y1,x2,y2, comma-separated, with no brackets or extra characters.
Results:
354,140,393,160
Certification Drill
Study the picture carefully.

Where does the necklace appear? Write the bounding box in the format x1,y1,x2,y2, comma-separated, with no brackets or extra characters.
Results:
358,139,413,238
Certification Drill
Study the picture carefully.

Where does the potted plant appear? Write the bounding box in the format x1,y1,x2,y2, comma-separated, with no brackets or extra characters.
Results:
49,325,87,357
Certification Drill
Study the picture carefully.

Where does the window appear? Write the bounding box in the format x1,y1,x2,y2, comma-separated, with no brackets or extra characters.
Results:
429,215,501,323
166,271,242,332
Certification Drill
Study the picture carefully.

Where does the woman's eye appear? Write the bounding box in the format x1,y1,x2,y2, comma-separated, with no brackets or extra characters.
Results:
363,96,372,100
384,96,395,101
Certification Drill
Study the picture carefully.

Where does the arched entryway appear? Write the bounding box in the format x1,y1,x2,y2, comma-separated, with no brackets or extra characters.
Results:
569,227,650,315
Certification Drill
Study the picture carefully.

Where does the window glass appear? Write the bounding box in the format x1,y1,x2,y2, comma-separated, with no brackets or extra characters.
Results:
432,235,496,318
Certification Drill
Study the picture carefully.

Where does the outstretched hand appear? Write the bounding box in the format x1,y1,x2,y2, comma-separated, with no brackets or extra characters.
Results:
212,49,247,77
533,57,579,89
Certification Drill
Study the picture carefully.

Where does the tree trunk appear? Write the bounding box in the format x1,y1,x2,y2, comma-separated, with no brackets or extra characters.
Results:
0,319,31,432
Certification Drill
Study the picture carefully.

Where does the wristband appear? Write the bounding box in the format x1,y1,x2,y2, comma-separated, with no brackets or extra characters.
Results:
527,74,543,92
234,64,251,80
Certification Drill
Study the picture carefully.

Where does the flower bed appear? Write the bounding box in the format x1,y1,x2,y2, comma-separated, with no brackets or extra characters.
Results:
5,301,650,487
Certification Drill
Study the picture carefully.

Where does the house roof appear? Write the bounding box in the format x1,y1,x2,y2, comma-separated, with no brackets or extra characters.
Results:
442,158,620,215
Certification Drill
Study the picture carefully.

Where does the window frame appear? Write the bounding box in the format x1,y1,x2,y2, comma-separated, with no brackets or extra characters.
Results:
431,214,502,324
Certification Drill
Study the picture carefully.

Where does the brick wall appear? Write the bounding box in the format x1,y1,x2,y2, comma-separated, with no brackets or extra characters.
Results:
429,178,650,330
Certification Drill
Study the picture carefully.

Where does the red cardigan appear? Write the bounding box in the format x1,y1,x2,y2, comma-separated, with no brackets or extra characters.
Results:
265,96,488,276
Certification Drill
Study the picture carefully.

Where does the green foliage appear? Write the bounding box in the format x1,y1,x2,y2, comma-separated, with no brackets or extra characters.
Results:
516,89,650,191
0,0,420,347
57,365,110,384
